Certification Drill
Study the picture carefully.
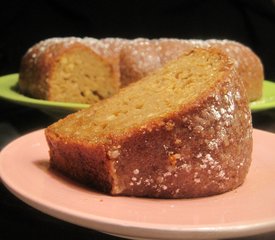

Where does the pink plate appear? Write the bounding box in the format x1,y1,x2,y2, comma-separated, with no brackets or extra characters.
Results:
0,129,275,240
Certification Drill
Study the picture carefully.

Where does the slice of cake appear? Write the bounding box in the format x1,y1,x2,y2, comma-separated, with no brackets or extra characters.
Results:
45,48,253,198
19,38,121,104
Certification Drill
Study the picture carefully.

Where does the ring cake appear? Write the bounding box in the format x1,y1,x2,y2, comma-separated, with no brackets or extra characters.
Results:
19,37,264,103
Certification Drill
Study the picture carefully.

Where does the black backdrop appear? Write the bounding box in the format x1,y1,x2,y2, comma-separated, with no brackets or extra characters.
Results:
0,0,275,80
1,1,275,239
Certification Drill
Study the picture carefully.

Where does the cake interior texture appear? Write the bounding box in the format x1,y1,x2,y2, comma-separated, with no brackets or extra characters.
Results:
52,50,224,141
49,47,118,103
46,48,252,198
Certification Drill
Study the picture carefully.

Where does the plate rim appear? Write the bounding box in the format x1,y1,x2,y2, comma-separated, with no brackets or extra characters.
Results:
1,129,275,239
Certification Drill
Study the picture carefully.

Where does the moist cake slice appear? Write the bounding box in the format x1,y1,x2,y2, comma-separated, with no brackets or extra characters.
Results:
45,48,252,198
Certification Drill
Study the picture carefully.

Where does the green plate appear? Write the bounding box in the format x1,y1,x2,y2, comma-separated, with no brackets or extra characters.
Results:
249,81,275,112
0,74,275,118
0,74,90,118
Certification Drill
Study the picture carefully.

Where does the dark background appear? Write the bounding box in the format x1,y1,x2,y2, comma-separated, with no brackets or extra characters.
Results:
0,0,275,80
1,1,275,239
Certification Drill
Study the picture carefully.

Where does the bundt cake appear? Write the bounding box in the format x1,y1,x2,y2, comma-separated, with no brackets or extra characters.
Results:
19,37,264,103
45,48,253,198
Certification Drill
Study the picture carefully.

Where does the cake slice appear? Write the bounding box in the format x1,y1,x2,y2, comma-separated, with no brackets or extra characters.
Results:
45,48,253,198
19,38,121,104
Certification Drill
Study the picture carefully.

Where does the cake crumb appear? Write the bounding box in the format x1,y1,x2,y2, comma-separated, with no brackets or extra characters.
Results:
165,121,175,131
107,149,120,159
169,153,181,166
194,178,201,183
